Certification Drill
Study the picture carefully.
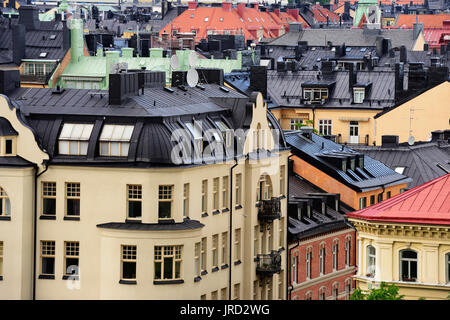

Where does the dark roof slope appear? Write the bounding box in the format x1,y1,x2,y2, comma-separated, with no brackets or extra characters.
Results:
0,117,18,136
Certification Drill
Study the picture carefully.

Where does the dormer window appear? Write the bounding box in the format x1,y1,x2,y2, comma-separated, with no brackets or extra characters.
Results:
353,88,365,103
185,122,203,153
58,123,94,156
5,139,12,154
99,125,134,157
214,120,232,148
303,88,328,103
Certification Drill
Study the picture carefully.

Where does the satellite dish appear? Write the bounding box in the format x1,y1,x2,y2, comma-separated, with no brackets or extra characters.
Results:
408,135,415,146
187,69,199,88
188,51,198,67
170,55,179,70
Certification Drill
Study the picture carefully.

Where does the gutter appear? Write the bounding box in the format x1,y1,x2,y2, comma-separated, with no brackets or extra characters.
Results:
33,160,49,300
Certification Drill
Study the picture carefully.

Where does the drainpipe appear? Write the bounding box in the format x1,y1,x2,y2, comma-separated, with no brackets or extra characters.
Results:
33,160,49,300
228,158,239,300
287,240,300,300
286,154,294,300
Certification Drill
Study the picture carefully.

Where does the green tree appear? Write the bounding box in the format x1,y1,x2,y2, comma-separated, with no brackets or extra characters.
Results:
350,282,405,300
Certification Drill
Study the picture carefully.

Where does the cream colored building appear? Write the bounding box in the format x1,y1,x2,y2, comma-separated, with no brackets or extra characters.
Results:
347,174,450,300
0,71,289,300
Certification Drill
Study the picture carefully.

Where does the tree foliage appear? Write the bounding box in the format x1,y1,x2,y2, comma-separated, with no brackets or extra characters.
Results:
350,282,405,300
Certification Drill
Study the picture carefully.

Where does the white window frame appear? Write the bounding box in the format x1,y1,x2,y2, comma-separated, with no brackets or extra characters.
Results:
58,123,93,156
318,119,332,136
353,88,365,103
99,125,134,157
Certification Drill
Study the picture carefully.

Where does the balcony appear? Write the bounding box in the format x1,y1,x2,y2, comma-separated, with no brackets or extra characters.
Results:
20,74,48,85
256,252,282,277
257,197,281,222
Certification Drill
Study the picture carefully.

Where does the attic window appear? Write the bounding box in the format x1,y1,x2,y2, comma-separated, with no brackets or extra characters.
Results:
394,166,406,174
99,125,135,157
58,123,94,156
360,48,367,52
49,34,56,40
215,120,232,147
39,52,48,58
353,88,365,104
185,122,203,152
345,47,351,52
219,17,224,22
204,17,209,22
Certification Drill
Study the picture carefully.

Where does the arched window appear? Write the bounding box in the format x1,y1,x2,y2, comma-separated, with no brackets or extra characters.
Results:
0,187,10,217
367,245,376,277
318,286,326,300
256,175,273,201
400,249,417,282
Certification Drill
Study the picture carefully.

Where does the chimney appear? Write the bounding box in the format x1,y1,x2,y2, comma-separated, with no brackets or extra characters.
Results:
440,44,447,54
375,36,384,57
187,1,197,10
18,5,40,30
300,127,313,140
381,135,399,148
252,2,258,10
62,20,71,51
288,22,302,33
395,62,404,98
12,24,26,66
222,1,232,12
70,19,84,63
348,62,356,90
400,45,407,62
423,43,429,51
109,72,139,105
0,69,20,95
237,2,245,16
250,66,267,98
274,8,280,17
287,8,299,20
8,0,15,9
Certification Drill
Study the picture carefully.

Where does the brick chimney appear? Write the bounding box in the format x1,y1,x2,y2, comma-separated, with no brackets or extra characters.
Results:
188,1,197,10
252,2,258,10
287,8,299,20
237,2,245,16
222,1,232,12
274,8,280,17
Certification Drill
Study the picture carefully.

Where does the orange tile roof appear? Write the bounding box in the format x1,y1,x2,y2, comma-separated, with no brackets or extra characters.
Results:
311,4,341,23
394,14,450,28
159,2,309,43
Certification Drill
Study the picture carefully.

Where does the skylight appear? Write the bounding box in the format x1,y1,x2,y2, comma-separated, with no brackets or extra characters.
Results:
395,166,406,174
49,34,56,40
39,52,48,58
204,17,209,22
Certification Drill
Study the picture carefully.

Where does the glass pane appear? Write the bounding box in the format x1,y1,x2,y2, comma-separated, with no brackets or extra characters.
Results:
402,250,417,259
401,260,409,279
79,142,88,155
123,262,136,279
71,124,84,140
100,142,109,156
122,126,134,141
121,143,130,156
59,141,69,154
100,125,114,141
110,142,120,156
60,124,73,140
154,262,161,279
43,198,56,215
66,258,79,274
67,199,80,216
159,202,171,219
42,257,55,274
80,124,94,140
164,257,173,279
69,141,78,155
112,125,125,141
128,201,142,218
410,262,417,279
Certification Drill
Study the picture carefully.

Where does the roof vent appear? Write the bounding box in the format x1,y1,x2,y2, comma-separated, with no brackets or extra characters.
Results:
300,127,313,140
164,87,175,93
196,84,205,90
219,86,229,93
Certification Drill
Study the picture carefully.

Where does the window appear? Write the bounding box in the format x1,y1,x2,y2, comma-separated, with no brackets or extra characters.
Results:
446,253,450,283
394,166,405,174
345,280,351,299
254,226,259,257
253,280,258,300
213,178,219,211
5,139,12,155
333,283,339,300
306,247,312,279
212,234,218,269
318,120,332,136
400,249,417,282
121,245,136,280
367,245,376,277
221,232,228,265
41,241,55,276
292,255,298,284
332,240,339,271
64,241,79,277
194,242,200,277
303,88,328,102
386,191,391,199
377,193,383,203
234,229,241,262
201,237,207,272
65,183,80,217
154,245,182,281
359,197,367,209
278,270,284,300
176,183,186,217
305,291,312,300
58,123,93,156
345,237,351,267
235,174,242,206
221,287,227,300
290,119,303,130
222,176,229,209
185,122,203,154
319,245,326,275
99,125,134,157
0,241,3,278
158,185,173,219
41,182,56,216
319,287,326,300
370,195,375,206
280,165,285,195
211,290,218,300
279,217,284,248
201,180,208,214
353,88,365,103
234,283,240,300
268,227,273,252
127,185,142,220
0,187,11,217
215,120,231,148
200,294,206,300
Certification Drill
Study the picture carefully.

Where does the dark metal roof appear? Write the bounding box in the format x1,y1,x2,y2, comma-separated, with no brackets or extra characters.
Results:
0,117,18,136
0,155,34,167
351,142,450,189
285,129,412,192
97,218,205,231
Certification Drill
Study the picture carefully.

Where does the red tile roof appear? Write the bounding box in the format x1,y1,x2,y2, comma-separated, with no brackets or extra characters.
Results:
394,14,450,28
311,4,341,24
346,174,450,226
159,2,309,43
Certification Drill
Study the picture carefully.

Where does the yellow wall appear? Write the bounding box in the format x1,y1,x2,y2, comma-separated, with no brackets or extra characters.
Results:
349,218,450,300
375,81,450,145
